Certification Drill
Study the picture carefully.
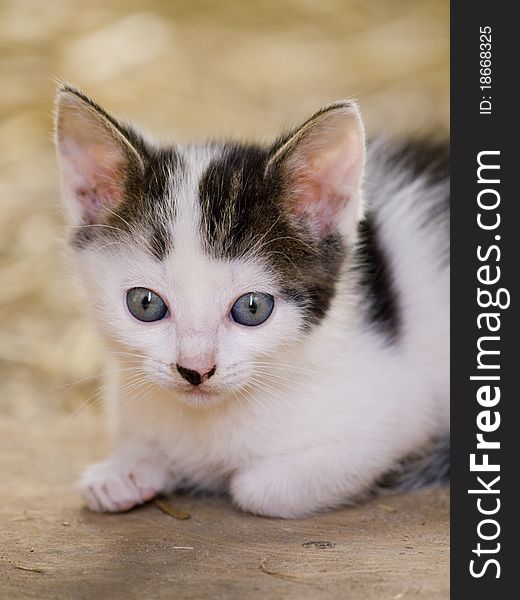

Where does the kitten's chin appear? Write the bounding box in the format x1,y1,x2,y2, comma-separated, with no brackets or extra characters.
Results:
175,385,226,408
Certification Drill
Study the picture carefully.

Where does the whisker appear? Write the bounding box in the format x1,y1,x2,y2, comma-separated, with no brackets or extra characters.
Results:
247,377,297,412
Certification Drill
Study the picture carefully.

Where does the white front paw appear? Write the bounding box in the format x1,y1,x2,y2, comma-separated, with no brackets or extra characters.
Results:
78,458,170,513
231,466,308,519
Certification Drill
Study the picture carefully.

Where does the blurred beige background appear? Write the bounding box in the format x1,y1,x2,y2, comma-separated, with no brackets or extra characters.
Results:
0,0,448,419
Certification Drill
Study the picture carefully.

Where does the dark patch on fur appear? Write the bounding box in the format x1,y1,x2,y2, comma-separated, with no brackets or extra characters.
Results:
387,138,450,231
391,139,450,186
376,434,450,493
198,144,346,328
116,146,179,260
70,145,178,261
355,137,450,339
355,215,400,341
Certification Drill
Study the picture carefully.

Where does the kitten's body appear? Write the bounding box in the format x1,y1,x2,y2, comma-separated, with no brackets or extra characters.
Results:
55,87,449,517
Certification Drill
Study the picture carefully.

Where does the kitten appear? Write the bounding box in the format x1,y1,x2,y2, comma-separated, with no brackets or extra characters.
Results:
55,85,449,518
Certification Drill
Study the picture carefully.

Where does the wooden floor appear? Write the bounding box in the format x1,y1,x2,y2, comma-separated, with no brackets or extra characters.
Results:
0,414,449,600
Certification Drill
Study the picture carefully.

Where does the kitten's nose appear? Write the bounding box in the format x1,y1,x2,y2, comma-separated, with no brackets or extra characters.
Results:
175,364,216,386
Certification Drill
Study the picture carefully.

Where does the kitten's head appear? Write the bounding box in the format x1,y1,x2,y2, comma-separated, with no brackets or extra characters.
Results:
55,85,365,407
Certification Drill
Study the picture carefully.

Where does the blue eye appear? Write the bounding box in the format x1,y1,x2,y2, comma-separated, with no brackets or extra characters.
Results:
126,287,168,322
231,292,274,326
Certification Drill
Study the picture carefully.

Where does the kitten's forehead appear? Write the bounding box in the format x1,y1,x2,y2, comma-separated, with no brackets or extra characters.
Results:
165,144,236,315
170,144,221,253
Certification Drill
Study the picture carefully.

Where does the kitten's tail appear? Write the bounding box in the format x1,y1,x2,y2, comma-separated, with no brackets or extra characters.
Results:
376,434,450,494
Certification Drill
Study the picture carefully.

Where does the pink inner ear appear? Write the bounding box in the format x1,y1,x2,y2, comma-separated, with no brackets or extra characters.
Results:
62,137,126,224
72,176,124,224
288,144,359,235
290,169,349,235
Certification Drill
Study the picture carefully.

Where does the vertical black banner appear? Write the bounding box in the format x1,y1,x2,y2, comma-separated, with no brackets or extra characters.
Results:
452,1,518,598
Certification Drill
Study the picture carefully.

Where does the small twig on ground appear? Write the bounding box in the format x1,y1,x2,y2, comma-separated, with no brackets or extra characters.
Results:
13,564,44,574
155,498,191,520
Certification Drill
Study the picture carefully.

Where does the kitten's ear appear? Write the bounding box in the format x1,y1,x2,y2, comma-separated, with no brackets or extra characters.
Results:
266,100,365,237
54,85,145,225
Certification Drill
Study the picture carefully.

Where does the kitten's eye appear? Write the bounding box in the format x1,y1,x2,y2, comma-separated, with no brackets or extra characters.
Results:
126,287,168,322
231,292,274,326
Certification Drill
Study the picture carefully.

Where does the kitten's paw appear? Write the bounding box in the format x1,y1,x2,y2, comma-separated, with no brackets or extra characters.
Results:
78,458,169,513
231,466,310,519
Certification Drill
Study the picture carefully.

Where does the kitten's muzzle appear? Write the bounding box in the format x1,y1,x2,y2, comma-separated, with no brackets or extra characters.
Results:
175,364,216,386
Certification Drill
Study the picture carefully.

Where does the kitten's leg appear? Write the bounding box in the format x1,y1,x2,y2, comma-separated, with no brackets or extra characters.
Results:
77,366,176,513
230,445,379,518
78,443,176,513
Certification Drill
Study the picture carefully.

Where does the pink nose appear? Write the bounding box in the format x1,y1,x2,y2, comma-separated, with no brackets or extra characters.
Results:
175,364,216,386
